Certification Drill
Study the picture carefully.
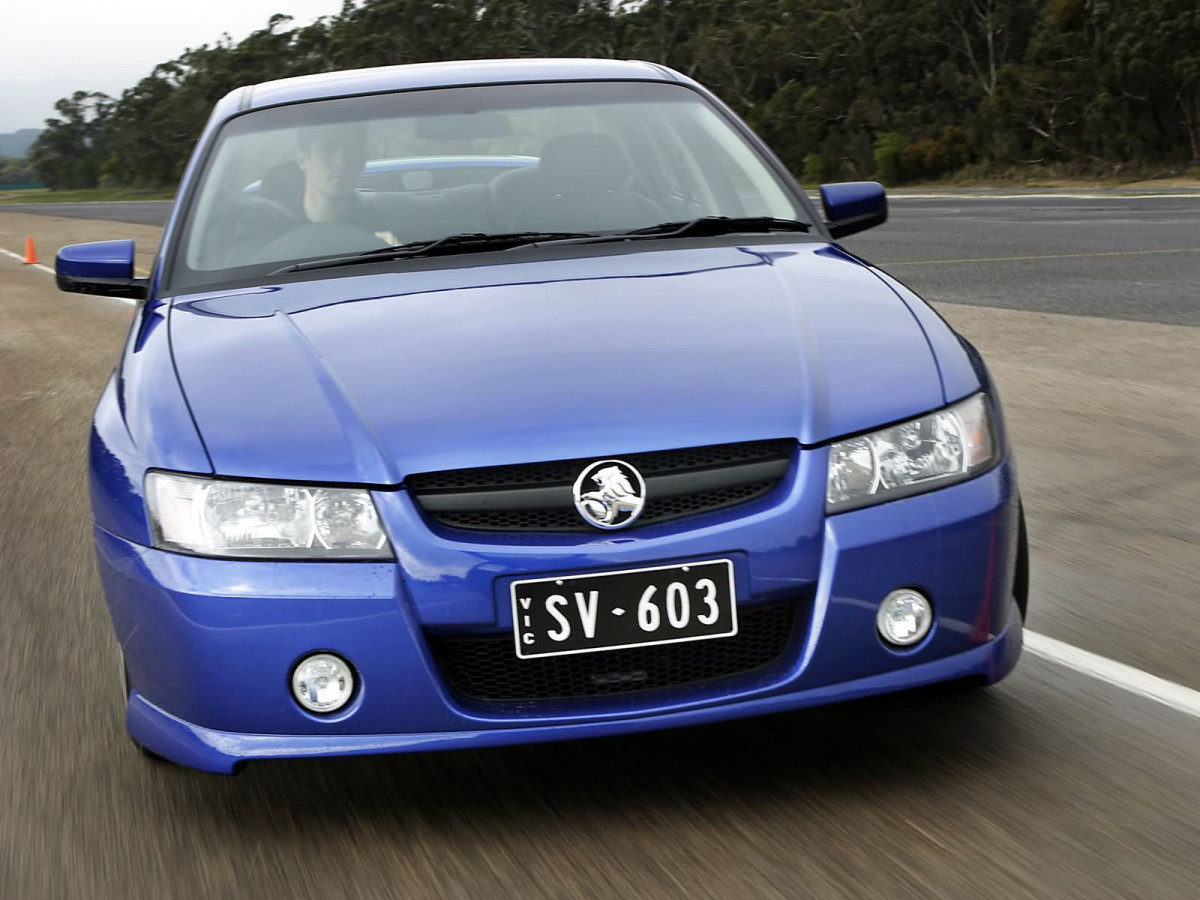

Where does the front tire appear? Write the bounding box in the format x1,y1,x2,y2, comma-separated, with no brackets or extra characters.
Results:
960,501,1028,691
1014,502,1029,621
120,650,166,763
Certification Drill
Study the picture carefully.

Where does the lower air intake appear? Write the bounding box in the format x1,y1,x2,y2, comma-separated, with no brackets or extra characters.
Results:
428,601,799,702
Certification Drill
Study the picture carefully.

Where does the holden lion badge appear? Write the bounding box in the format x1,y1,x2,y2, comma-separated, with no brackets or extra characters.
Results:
573,459,647,530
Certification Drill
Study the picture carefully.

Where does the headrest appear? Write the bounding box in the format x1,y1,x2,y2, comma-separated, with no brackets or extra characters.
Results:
537,133,632,192
260,159,304,213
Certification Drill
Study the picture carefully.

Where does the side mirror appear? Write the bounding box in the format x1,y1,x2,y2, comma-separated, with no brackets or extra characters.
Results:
56,240,148,300
819,182,888,239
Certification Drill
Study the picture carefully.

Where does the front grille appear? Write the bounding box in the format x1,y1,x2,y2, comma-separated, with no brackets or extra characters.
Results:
428,601,798,702
408,439,794,533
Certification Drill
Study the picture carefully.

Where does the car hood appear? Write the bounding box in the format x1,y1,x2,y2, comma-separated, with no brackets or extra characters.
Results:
169,242,955,484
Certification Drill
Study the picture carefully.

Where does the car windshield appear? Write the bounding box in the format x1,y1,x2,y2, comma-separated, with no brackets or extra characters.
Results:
171,80,806,290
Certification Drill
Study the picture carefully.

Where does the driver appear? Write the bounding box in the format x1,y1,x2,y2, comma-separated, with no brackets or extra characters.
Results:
237,122,397,263
295,122,370,224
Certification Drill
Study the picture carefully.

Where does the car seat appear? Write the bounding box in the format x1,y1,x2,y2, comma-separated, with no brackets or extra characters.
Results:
501,133,665,232
259,159,306,217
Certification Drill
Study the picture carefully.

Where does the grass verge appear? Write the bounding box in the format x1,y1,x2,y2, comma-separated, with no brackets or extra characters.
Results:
0,187,174,204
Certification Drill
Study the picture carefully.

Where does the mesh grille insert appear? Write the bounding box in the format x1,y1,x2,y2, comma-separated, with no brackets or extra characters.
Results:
428,601,798,702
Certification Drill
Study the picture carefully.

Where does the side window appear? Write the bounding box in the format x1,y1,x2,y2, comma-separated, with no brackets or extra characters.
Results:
655,124,717,211
674,106,796,219
610,107,704,219
670,117,747,216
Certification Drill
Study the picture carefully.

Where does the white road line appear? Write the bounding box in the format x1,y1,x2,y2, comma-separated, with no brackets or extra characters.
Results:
1025,630,1200,720
1,245,137,305
0,198,167,205
808,191,1200,202
0,245,56,276
887,247,1200,266
887,192,1200,200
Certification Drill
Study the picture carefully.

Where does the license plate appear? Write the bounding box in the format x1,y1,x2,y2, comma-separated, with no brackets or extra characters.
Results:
511,559,737,659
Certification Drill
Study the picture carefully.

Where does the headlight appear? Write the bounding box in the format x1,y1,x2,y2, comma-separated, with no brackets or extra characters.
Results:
826,393,997,513
146,472,393,559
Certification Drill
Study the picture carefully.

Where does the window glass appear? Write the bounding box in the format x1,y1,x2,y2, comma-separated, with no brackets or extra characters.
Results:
173,81,805,290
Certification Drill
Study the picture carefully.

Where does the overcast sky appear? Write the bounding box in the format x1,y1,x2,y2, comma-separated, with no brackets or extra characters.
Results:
0,1,347,133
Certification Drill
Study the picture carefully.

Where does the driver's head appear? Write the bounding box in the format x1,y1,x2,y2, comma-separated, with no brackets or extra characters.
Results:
295,122,368,213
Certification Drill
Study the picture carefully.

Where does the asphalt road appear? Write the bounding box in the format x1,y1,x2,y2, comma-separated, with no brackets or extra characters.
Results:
0,199,173,225
1,197,1198,898
847,194,1200,325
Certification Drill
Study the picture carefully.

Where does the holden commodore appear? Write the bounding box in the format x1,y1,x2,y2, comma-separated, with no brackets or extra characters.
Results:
57,59,1027,773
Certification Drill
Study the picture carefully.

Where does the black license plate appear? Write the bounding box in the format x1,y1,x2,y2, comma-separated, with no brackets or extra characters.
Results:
511,559,737,659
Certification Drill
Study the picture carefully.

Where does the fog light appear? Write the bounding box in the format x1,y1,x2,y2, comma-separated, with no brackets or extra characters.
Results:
291,653,355,713
877,589,933,646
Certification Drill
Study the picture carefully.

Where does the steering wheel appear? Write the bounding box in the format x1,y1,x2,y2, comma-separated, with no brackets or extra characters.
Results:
215,192,305,268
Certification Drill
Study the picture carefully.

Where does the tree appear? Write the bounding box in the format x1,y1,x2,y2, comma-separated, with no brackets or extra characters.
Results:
28,92,113,189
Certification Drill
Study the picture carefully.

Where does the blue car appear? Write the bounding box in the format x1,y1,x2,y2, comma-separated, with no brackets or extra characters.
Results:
57,59,1026,774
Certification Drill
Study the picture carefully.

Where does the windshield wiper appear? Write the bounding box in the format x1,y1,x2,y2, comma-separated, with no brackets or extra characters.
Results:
270,231,599,275
623,216,813,238
511,216,812,250
268,218,810,275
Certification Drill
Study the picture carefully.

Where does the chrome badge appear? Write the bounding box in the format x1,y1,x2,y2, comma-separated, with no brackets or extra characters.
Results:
573,460,646,530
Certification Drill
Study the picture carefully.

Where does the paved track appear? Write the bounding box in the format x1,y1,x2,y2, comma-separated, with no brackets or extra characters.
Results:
849,195,1200,325
1,198,1198,898
0,199,173,225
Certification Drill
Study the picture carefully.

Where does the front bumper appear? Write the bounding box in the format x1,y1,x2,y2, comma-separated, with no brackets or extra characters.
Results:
128,607,1022,774
98,456,1022,773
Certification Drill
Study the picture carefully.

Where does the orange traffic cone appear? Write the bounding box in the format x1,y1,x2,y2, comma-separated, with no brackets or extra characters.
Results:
22,236,39,265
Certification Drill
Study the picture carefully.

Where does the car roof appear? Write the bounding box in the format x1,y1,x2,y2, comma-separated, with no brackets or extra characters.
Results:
239,58,678,112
